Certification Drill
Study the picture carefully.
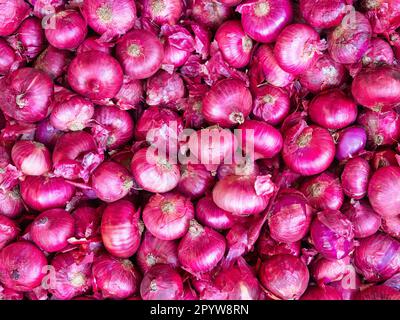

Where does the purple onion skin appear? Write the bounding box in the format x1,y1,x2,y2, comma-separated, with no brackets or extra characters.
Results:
335,127,367,161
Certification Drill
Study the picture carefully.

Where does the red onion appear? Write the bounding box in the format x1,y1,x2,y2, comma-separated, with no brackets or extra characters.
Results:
77,36,113,55
67,51,123,100
299,0,346,29
362,38,394,67
92,254,141,299
300,172,344,211
146,71,185,107
143,192,194,241
382,216,400,240
91,161,133,203
0,38,18,75
190,0,231,29
178,220,226,274
282,122,335,176
257,231,301,259
357,110,400,147
0,0,30,36
177,163,214,199
161,25,194,69
44,10,87,50
385,272,400,291
310,210,354,260
213,174,275,215
116,30,164,80
259,254,309,300
0,241,47,292
8,17,45,61
142,0,183,25
252,85,290,126
354,233,400,281
311,256,350,285
34,46,72,80
274,23,325,75
202,79,252,127
335,127,367,161
344,201,380,240
308,89,357,130
114,77,143,110
328,11,371,64
81,0,137,41
30,208,74,252
11,140,51,176
34,119,62,149
195,196,235,230
0,68,53,123
131,147,180,193
136,231,179,273
215,20,253,68
357,285,400,300
140,264,183,300
101,200,141,258
20,176,75,211
50,93,94,132
299,55,347,93
361,0,400,35
300,286,342,300
351,66,400,111
50,251,93,300
72,206,101,239
372,148,398,170
330,273,361,300
0,187,24,219
341,157,370,199
268,189,313,243
368,166,400,218
30,0,65,19
92,106,134,149
237,0,293,43
0,215,19,250
0,285,23,300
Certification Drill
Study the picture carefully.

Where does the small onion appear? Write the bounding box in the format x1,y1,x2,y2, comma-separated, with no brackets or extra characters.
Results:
161,25,193,69
382,216,400,240
335,127,367,161
177,163,214,199
300,286,342,300
310,209,354,260
362,38,394,68
311,256,350,285
0,241,47,292
11,140,51,176
0,215,19,250
146,70,185,107
0,38,18,75
190,0,231,29
140,264,183,300
341,157,370,200
195,196,235,230
34,46,72,80
178,220,226,274
343,200,381,238
356,285,400,300
142,0,183,25
72,206,101,239
142,192,194,241
0,187,24,219
299,0,346,29
259,254,309,300
0,0,31,36
101,200,142,258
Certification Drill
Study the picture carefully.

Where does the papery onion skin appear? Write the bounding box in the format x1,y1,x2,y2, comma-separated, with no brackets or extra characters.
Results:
300,286,342,300
356,285,400,300
140,264,183,300
11,141,51,176
195,196,235,230
238,120,283,159
77,36,113,55
0,215,19,250
274,23,324,75
146,71,185,107
116,30,164,80
30,208,75,252
0,0,31,36
67,51,123,100
190,0,231,29
72,206,101,239
0,68,53,123
362,38,394,68
114,76,143,110
357,110,400,147
177,163,214,199
101,200,141,258
252,85,290,126
351,66,400,111
202,79,252,127
354,233,400,282
136,231,179,273
29,0,65,19
372,148,398,170
328,11,371,64
142,0,183,25
368,166,400,218
92,254,141,300
311,256,350,285
299,0,346,29
34,46,72,80
299,55,347,93
310,209,354,260
282,123,335,176
341,157,370,200
143,192,194,241
300,172,344,211
20,176,75,211
308,89,357,130
91,161,133,203
0,38,18,75
237,0,293,43
178,220,226,274
257,232,301,259
215,20,253,68
81,0,137,41
44,10,87,50
0,187,24,219
382,216,400,240
343,200,381,239
0,241,47,292
268,189,313,243
259,254,309,300
131,147,180,193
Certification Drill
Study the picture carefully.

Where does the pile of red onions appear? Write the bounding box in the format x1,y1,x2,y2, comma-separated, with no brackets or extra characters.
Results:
1,0,400,302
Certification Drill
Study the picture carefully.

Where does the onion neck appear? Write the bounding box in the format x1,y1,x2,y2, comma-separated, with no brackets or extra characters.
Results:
122,259,133,270
70,272,86,287
128,44,142,58
96,5,112,23
11,270,20,280
146,253,157,267
242,36,253,53
188,220,204,238
262,94,276,104
374,134,384,146
229,111,245,124
151,0,166,14
15,94,27,108
296,132,312,147
310,183,324,198
161,201,175,214
150,280,158,292
254,1,270,17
